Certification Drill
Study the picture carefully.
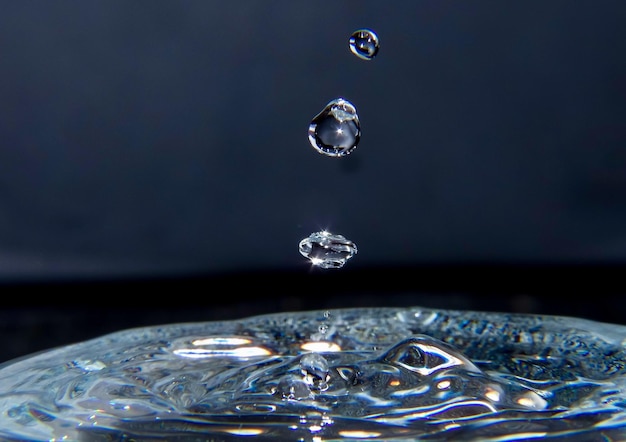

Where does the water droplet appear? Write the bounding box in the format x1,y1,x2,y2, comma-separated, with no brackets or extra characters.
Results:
349,28,379,60
275,374,311,400
308,98,361,157
299,230,357,269
300,353,330,391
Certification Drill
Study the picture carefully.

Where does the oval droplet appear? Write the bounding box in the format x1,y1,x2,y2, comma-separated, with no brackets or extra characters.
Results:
275,374,312,401
299,230,357,269
349,29,379,60
308,98,361,157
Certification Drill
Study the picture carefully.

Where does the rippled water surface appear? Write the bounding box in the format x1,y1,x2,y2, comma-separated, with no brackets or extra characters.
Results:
1,306,626,441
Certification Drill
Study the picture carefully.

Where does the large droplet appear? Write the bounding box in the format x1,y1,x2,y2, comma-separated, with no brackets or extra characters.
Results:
308,98,361,157
349,29,379,60
299,230,357,269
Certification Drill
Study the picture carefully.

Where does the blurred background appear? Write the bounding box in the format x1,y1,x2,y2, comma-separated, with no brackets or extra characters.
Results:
1,1,625,363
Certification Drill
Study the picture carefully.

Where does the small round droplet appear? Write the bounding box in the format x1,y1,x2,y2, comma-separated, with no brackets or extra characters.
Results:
300,353,330,391
299,230,357,269
349,28,379,60
308,98,361,157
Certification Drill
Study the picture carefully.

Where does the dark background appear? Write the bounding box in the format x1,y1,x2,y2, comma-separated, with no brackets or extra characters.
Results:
1,1,625,364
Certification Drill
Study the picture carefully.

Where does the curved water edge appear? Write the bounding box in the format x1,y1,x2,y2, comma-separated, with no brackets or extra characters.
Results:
1,306,626,441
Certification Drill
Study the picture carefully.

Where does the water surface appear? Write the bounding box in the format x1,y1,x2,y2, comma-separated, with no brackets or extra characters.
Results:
1,306,625,440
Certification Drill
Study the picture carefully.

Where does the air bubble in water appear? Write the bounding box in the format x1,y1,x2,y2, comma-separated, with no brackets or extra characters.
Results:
349,29,379,60
299,231,357,269
308,98,361,157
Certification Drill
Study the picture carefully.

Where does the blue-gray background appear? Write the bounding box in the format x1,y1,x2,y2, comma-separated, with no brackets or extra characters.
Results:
1,1,625,361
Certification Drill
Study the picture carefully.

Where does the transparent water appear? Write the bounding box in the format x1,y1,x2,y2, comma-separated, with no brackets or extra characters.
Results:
349,29,380,61
299,230,358,269
308,98,361,157
1,306,625,441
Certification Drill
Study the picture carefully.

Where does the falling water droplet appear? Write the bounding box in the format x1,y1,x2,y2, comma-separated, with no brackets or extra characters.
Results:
299,230,357,269
349,28,379,60
308,98,361,157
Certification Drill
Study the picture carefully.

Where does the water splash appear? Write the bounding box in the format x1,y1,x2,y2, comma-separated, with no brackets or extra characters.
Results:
1,307,626,440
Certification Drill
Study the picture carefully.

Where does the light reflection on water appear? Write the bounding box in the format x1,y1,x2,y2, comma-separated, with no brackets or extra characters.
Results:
0,306,625,440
